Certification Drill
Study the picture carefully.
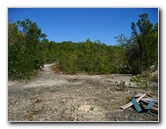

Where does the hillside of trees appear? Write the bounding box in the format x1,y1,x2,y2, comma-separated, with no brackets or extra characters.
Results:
8,13,158,80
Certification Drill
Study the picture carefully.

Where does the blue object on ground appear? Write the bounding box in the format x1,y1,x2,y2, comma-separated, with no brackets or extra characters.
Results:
131,98,155,113
145,101,155,110
131,98,142,112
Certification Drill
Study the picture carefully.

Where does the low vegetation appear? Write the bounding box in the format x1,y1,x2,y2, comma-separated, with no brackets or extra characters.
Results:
116,80,127,91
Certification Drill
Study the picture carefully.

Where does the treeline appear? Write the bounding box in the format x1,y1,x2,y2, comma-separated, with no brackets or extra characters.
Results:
8,13,158,80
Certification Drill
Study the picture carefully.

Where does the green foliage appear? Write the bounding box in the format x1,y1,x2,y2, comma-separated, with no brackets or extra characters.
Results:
8,42,36,80
8,19,46,80
57,40,112,74
130,75,150,90
116,80,127,91
127,13,158,72
8,13,158,80
90,106,95,111
113,14,158,74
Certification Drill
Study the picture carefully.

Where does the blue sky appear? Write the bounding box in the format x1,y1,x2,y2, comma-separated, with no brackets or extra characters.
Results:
8,8,158,45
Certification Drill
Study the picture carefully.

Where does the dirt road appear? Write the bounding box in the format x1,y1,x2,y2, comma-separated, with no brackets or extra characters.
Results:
8,64,158,122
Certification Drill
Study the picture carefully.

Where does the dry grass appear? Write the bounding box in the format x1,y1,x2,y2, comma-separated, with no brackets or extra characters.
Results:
50,65,62,73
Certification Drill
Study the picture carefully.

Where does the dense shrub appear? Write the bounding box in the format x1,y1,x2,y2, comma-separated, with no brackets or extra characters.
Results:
8,13,158,79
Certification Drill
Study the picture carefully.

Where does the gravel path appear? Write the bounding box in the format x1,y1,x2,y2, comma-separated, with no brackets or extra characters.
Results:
8,64,158,122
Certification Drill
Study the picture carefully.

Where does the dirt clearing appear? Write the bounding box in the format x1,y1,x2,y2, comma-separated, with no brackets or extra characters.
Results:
8,64,159,122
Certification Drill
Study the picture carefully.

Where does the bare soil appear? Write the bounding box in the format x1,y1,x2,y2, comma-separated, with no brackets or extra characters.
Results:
8,64,159,122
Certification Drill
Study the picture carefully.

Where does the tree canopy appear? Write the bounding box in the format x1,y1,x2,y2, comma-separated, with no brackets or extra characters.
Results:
8,14,158,80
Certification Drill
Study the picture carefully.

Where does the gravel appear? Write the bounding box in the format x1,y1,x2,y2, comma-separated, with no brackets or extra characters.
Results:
8,64,159,122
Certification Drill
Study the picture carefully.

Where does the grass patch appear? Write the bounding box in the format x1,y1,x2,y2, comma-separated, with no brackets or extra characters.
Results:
90,106,95,111
116,80,127,91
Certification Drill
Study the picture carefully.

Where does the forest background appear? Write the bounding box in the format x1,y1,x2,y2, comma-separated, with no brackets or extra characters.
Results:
8,13,158,80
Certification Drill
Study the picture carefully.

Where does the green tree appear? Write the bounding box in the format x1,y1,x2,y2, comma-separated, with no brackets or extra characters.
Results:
114,34,129,73
8,23,26,45
17,19,46,69
129,13,158,72
8,19,46,80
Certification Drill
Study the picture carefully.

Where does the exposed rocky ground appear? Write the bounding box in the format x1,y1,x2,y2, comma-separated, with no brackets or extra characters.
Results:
8,64,159,122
